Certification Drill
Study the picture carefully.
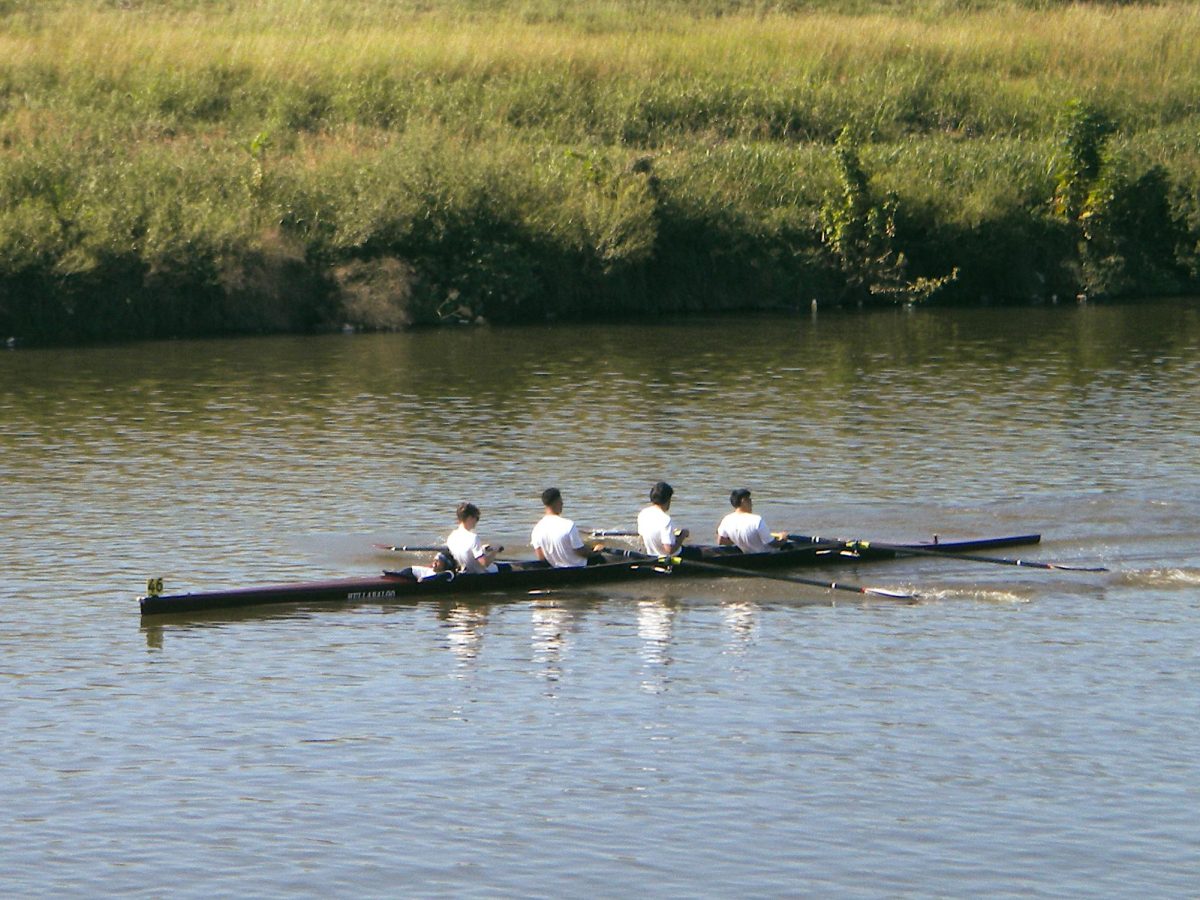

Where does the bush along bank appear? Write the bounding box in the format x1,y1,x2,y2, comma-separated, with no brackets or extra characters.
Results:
1,106,1197,346
5,0,1200,343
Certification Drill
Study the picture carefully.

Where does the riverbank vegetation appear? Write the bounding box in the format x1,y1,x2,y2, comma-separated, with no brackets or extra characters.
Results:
2,0,1199,342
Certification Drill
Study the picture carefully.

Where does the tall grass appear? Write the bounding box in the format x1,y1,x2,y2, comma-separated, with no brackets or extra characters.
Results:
8,2,1200,141
2,0,1199,342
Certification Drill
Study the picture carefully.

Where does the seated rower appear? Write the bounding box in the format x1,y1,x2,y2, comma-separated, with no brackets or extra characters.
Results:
446,502,501,574
637,481,691,557
717,488,786,554
394,550,456,582
531,487,602,568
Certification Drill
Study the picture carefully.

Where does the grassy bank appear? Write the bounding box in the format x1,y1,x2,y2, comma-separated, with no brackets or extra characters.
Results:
2,0,1199,342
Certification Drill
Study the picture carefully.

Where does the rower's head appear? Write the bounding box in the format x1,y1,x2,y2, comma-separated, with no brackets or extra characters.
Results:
649,481,674,508
432,550,455,572
541,487,564,514
456,501,481,527
730,488,753,511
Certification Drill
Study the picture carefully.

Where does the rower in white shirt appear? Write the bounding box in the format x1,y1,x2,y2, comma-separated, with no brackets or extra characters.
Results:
446,502,501,574
531,487,602,568
637,481,690,556
716,488,786,554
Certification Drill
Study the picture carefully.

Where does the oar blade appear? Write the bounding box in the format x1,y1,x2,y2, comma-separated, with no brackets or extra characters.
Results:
863,586,919,600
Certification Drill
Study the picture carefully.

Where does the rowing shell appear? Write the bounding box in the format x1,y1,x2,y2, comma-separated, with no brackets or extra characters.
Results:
138,533,1041,616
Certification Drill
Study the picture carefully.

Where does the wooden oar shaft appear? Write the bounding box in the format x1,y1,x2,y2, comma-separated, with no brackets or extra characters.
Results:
805,537,1107,572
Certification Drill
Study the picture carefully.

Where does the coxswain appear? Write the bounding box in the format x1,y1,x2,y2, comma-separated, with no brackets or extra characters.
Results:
446,502,500,574
717,488,786,554
399,550,456,582
531,487,602,567
637,481,690,556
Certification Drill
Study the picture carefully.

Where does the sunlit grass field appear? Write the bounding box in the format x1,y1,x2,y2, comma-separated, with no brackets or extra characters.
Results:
2,0,1199,340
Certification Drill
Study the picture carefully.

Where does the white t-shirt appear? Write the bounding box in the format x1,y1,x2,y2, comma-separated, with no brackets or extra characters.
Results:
446,524,498,574
717,510,776,554
638,504,680,556
530,514,588,568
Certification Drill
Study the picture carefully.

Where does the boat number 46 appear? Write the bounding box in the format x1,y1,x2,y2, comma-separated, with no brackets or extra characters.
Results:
146,577,164,596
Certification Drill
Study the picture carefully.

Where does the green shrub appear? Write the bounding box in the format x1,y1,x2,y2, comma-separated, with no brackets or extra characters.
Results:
1080,160,1188,297
3,0,1200,342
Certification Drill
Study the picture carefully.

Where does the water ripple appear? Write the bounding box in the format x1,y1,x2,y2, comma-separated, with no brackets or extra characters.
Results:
2,302,1199,896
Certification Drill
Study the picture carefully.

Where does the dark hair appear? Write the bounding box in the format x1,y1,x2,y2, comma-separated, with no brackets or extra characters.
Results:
649,481,674,505
456,502,480,522
541,487,562,507
730,488,752,508
434,550,455,571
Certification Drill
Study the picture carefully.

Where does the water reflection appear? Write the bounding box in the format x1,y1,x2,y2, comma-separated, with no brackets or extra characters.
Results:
721,600,760,651
637,599,678,693
139,606,328,648
437,603,490,666
530,601,574,683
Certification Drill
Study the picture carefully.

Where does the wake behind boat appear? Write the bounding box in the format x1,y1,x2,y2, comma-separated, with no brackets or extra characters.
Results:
138,533,1042,616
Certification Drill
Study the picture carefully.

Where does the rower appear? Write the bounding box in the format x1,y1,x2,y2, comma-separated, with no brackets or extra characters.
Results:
637,481,690,556
717,488,786,554
531,487,603,568
446,502,500,574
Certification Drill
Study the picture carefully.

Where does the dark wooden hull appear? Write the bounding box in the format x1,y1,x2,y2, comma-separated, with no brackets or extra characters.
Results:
138,533,1041,616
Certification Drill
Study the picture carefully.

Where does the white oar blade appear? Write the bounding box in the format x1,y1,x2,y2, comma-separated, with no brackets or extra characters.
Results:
864,587,919,600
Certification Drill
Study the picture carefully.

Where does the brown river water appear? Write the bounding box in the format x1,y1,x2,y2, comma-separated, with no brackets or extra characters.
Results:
2,300,1198,897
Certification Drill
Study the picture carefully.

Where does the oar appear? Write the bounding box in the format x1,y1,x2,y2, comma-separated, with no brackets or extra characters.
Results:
373,543,447,553
787,535,1108,573
609,548,917,600
373,542,507,557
